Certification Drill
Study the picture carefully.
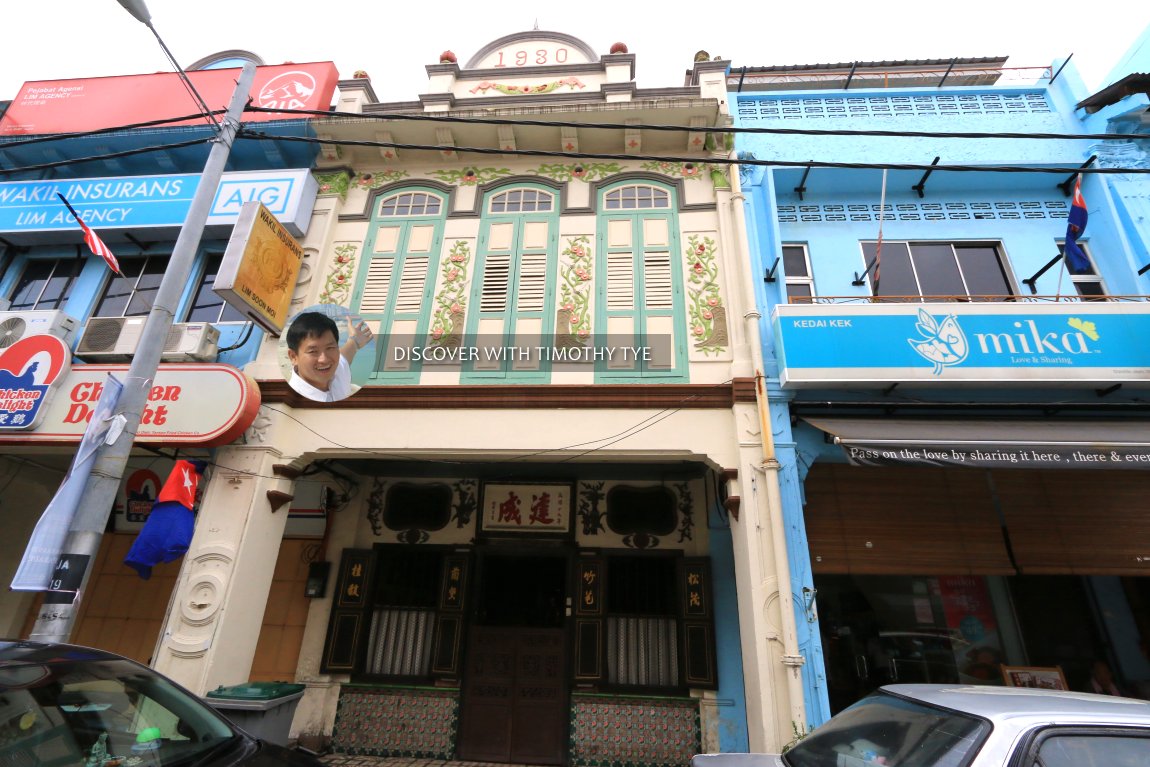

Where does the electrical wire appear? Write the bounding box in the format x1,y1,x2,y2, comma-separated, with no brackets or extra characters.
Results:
245,104,1150,143
235,128,1150,175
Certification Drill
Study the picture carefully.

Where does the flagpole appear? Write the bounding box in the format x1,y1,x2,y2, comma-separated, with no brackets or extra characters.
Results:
873,168,888,296
28,61,256,644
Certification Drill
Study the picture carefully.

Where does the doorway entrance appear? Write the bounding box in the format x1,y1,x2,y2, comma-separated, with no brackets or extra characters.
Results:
457,552,569,765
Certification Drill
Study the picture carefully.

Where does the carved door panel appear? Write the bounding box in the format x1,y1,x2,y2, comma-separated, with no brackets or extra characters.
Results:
458,627,567,764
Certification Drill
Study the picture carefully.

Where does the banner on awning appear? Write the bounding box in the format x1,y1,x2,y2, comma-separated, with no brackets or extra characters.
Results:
804,417,1150,469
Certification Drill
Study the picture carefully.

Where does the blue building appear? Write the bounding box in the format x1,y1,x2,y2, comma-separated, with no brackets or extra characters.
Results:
734,37,1150,724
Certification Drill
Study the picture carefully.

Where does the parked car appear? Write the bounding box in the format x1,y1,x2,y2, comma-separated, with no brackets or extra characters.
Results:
0,639,321,766
693,683,1150,767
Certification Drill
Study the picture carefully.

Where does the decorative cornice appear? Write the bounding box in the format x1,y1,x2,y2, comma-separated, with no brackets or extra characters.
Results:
259,380,756,408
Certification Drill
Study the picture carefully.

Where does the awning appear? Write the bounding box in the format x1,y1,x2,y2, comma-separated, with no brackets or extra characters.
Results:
802,417,1150,469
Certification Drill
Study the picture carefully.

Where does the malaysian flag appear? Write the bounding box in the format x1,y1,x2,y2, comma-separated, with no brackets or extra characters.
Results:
56,193,122,275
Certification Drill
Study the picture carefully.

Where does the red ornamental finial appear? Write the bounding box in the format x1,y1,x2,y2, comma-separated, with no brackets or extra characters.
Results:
440,50,457,64
610,42,628,54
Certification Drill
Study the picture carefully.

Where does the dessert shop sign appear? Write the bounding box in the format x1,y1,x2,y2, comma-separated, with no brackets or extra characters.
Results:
0,363,260,447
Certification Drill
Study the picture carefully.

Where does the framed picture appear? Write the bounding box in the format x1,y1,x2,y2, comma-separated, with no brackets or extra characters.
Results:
1000,664,1068,691
480,482,573,536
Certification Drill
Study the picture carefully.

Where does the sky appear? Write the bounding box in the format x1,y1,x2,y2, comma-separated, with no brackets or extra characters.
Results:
3,1,1149,102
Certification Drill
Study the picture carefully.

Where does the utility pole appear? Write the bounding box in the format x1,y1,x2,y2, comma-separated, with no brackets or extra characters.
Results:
29,61,256,644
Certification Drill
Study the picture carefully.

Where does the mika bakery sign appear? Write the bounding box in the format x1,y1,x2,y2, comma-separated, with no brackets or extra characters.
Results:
774,302,1150,386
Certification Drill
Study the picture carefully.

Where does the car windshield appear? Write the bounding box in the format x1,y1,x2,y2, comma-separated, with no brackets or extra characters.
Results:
0,655,238,767
784,690,990,767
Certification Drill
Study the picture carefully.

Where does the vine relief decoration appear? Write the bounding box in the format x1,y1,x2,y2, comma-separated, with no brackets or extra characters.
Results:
685,234,729,354
531,162,623,182
353,169,411,190
319,243,359,305
675,481,694,542
366,478,387,536
313,170,350,199
430,167,513,186
578,481,606,536
469,77,585,96
557,235,593,347
430,241,473,347
452,479,478,528
640,160,708,181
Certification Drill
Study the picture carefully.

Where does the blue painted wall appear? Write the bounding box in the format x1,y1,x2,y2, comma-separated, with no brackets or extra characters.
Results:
733,40,1150,724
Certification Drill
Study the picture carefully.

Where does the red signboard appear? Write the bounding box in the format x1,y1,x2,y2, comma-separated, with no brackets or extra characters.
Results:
0,62,339,136
0,363,261,447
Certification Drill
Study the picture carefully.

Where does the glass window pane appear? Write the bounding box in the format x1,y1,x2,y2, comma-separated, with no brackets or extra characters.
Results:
956,246,1012,297
94,259,145,317
783,246,809,278
786,283,813,301
187,255,245,322
38,259,83,310
8,261,55,310
910,243,965,298
1037,733,1150,767
862,242,917,297
124,258,166,316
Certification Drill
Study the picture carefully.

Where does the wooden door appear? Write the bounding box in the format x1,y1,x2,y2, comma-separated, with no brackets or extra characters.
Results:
457,627,567,764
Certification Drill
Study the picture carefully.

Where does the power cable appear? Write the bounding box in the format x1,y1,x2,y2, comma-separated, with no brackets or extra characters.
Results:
236,128,1150,174
245,104,1150,143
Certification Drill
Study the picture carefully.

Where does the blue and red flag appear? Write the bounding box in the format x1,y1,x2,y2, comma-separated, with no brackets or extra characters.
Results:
1063,177,1091,274
56,193,122,275
124,459,207,580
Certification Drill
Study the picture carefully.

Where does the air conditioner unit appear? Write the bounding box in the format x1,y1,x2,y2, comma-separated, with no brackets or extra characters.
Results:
77,317,220,362
0,310,80,350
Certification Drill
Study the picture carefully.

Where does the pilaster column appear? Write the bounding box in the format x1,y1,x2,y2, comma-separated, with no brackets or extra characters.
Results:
152,444,299,694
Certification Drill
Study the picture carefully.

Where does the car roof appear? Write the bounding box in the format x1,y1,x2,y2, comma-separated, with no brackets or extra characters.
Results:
882,684,1150,725
0,639,125,666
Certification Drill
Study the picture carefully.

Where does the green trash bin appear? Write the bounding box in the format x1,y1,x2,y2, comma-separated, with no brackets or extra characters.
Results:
204,682,306,747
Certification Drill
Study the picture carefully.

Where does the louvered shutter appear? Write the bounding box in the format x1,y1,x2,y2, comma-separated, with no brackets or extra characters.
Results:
517,252,548,312
606,252,635,309
359,259,394,314
395,256,429,313
480,253,511,313
644,251,673,309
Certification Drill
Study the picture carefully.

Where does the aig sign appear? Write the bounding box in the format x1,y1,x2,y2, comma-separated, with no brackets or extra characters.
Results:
207,169,318,235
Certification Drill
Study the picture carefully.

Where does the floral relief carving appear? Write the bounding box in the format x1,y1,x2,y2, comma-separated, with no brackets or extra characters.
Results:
469,77,585,95
430,167,512,185
531,162,623,182
577,481,606,536
640,160,708,180
319,243,359,305
430,241,472,347
675,481,694,542
556,235,593,347
452,479,478,529
353,169,411,190
685,234,728,354
313,171,350,199
367,478,387,536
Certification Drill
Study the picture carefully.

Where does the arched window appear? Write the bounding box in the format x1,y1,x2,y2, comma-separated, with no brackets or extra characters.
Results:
379,191,442,217
355,188,449,381
597,181,686,380
489,188,554,214
604,184,670,210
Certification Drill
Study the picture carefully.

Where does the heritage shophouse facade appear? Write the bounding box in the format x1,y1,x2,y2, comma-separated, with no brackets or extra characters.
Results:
735,35,1150,726
126,31,806,764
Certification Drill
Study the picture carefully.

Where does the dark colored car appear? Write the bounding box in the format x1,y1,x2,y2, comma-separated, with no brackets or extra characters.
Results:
0,639,321,767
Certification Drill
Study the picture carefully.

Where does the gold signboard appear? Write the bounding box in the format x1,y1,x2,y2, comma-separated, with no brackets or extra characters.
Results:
214,201,303,334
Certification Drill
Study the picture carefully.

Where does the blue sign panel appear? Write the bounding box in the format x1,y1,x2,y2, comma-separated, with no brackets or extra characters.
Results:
774,303,1150,386
0,169,316,236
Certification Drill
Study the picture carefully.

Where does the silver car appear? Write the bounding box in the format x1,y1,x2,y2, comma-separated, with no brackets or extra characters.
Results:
693,684,1150,767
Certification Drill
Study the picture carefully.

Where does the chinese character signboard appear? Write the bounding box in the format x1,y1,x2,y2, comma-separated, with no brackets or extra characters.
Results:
481,483,571,535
